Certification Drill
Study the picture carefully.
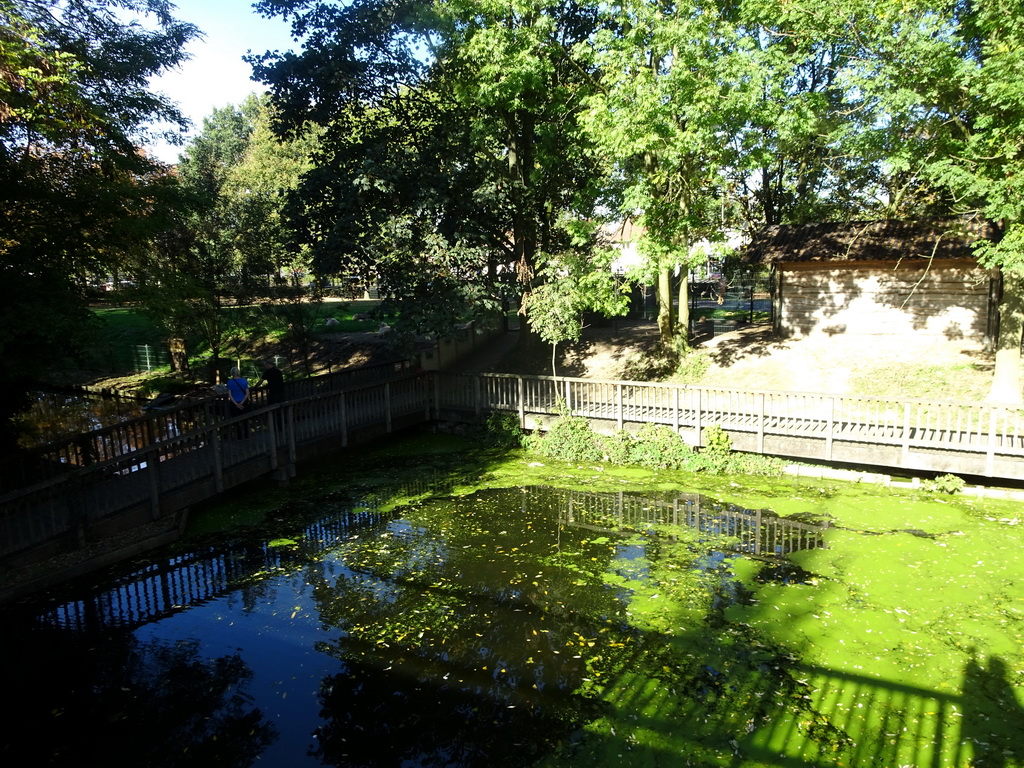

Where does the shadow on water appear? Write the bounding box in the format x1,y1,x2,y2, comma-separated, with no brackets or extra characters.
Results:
1,472,1020,767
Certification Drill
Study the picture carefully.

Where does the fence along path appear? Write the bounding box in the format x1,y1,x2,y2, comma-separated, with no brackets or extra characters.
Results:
1,371,1021,573
0,374,431,568
0,358,417,494
433,373,1024,479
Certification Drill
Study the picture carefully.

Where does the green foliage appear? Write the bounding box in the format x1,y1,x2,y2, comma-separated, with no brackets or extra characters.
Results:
522,248,630,377
524,406,603,463
922,473,966,495
481,411,523,450
675,348,711,384
621,337,709,383
702,425,733,459
525,410,782,476
253,0,617,346
0,0,197,446
134,375,195,398
612,423,699,470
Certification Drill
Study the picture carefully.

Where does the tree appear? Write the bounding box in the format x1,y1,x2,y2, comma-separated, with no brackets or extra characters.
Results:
251,0,618,345
581,0,752,348
137,94,321,380
521,237,629,378
777,0,1024,402
0,0,197,445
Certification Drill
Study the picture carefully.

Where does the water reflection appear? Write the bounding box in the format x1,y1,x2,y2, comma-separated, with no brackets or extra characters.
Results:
1,485,829,767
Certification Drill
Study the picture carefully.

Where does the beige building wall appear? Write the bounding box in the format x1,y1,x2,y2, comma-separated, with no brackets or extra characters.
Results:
778,259,994,341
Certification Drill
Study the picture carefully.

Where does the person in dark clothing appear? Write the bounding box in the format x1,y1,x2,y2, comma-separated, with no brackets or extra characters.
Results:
255,360,285,405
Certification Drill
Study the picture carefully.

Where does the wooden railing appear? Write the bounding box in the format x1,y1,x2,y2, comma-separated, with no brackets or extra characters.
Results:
0,375,431,565
0,359,417,494
433,372,1024,479
3,370,1021,572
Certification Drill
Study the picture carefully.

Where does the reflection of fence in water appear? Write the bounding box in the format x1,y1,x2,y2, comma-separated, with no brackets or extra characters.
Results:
28,475,443,633
548,488,828,556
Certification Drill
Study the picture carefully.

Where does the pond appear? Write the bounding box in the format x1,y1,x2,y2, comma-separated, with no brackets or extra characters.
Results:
2,438,1023,767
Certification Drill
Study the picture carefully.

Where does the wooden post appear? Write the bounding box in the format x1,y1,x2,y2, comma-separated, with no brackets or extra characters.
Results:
617,383,624,430
287,404,297,465
385,383,392,433
757,392,765,454
901,403,912,466
268,408,278,471
695,388,703,446
825,396,835,461
518,377,526,429
340,393,349,447
147,450,161,520
986,408,998,477
673,387,679,432
474,376,482,420
211,425,224,494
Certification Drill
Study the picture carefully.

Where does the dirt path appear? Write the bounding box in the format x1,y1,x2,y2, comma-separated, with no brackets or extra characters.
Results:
470,320,996,401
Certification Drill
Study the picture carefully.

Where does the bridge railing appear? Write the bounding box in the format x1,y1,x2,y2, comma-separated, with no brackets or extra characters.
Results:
0,359,418,495
1,376,432,565
434,372,1024,478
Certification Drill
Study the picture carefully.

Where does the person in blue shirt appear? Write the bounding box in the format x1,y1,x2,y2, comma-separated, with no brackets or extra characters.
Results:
225,366,250,437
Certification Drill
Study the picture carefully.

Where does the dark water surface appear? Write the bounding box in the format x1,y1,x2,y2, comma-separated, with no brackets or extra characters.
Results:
6,425,1024,768
1,484,824,767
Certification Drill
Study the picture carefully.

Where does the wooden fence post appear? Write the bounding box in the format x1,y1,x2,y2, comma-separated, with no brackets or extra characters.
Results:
901,403,912,467
148,450,161,520
211,425,224,494
825,397,835,461
340,394,348,447
617,383,624,430
986,408,998,477
268,409,278,471
518,377,526,428
695,388,703,446
757,392,765,454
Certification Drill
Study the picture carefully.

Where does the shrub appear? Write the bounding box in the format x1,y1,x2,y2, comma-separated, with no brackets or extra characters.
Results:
675,349,710,383
526,407,603,462
135,375,195,398
523,413,784,477
626,423,697,470
702,425,733,459
922,473,966,494
598,430,636,464
482,411,523,449
620,337,709,383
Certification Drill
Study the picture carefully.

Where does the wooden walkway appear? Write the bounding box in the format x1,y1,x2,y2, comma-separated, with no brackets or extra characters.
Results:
1,371,1021,573
434,373,1024,480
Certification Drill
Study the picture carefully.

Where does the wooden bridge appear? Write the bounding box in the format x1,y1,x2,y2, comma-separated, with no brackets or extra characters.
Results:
1,369,1021,579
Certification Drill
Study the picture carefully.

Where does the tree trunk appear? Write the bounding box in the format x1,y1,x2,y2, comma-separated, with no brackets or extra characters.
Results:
657,266,675,345
988,272,1024,404
677,270,691,347
169,338,189,373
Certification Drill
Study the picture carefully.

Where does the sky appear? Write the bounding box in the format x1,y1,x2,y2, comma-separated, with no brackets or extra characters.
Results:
145,0,301,163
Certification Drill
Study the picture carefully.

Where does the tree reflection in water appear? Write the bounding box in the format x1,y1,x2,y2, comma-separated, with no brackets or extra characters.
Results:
6,629,275,766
